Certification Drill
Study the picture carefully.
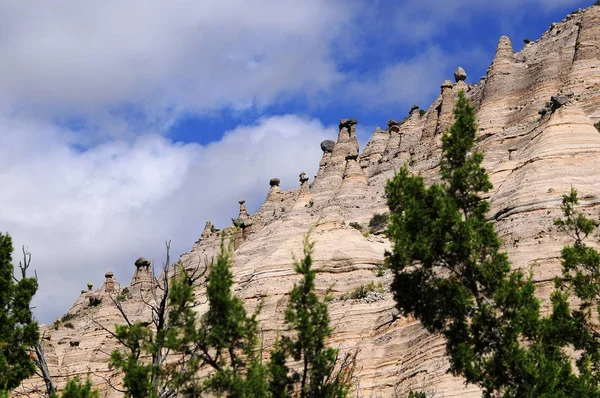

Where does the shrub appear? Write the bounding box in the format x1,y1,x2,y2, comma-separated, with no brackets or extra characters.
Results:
594,121,600,132
117,287,131,302
61,313,75,323
419,109,426,117
349,222,362,231
89,297,102,307
368,212,389,233
342,281,384,300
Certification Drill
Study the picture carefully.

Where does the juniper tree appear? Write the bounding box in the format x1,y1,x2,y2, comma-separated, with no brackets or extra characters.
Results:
108,241,207,398
0,233,39,393
552,187,600,389
109,237,269,397
385,91,592,396
269,235,355,398
53,377,100,398
198,237,269,397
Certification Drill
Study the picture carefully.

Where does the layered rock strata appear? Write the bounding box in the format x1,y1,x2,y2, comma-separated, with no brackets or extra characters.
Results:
18,6,600,397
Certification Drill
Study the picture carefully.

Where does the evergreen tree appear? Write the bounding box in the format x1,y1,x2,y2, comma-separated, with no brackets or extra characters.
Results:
199,237,268,397
109,234,355,397
269,235,355,398
109,242,206,398
553,187,600,388
385,91,591,396
53,377,100,398
0,232,39,392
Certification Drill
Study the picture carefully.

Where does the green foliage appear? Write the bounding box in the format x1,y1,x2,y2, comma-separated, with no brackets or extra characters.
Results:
368,213,389,233
110,250,205,397
385,91,591,396
594,121,600,132
110,235,354,397
419,109,426,117
553,188,600,387
407,392,426,398
341,281,383,300
269,235,355,398
116,287,131,302
0,232,39,392
348,222,362,231
109,323,155,398
61,313,75,323
199,238,268,397
53,377,99,398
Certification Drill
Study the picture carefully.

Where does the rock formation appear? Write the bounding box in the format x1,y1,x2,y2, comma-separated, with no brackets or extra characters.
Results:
18,6,600,397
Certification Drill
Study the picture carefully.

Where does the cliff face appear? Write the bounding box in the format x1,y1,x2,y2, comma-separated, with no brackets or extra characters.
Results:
19,6,600,397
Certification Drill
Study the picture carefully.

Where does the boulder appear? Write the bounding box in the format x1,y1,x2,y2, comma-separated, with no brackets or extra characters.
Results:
454,66,467,82
269,178,281,187
299,172,309,184
134,257,151,269
441,79,454,89
320,140,335,153
339,118,358,129
551,95,568,109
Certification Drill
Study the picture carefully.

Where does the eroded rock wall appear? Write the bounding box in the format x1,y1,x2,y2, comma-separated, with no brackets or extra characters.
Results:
18,6,600,397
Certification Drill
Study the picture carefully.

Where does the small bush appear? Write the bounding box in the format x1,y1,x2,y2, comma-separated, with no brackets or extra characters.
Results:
117,287,131,302
89,297,102,307
369,212,390,233
419,109,426,117
64,322,75,329
53,321,60,330
324,284,336,303
342,281,384,300
60,376,100,398
349,222,362,231
594,121,600,132
61,313,75,323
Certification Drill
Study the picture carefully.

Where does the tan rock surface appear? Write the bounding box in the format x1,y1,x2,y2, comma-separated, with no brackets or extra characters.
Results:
18,6,600,397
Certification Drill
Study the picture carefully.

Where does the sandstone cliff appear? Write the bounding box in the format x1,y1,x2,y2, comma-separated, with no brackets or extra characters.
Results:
18,5,600,397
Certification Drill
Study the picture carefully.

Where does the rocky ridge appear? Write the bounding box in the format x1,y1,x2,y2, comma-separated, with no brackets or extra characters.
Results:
18,6,600,397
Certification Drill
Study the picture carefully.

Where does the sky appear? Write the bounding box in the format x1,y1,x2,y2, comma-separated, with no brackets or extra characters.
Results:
0,0,591,324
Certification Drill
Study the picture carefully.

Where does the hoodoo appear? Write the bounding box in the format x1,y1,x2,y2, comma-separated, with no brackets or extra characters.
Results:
19,6,600,397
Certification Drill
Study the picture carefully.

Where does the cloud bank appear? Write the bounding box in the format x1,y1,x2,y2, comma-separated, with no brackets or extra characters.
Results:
0,0,589,322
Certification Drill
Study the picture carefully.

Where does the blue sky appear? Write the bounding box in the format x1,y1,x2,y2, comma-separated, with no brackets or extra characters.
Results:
165,0,590,147
0,0,590,323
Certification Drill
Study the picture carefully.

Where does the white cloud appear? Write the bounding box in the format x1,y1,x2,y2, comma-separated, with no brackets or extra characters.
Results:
0,0,586,325
0,0,356,130
0,114,335,323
